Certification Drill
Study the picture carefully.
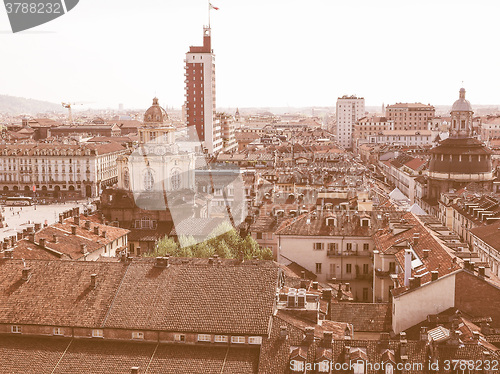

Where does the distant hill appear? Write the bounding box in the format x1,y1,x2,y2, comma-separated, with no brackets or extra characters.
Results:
0,95,63,115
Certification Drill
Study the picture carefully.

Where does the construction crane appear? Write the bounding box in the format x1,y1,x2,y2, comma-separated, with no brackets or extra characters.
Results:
61,102,84,124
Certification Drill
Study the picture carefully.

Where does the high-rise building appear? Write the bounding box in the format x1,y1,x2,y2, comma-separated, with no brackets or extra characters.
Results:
336,95,365,149
184,27,222,155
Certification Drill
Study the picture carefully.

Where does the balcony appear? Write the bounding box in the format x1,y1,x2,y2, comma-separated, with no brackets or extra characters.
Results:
327,250,372,258
375,269,392,278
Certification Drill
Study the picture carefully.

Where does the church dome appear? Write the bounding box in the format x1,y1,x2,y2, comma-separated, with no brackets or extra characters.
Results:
144,97,169,124
429,137,492,174
451,88,472,112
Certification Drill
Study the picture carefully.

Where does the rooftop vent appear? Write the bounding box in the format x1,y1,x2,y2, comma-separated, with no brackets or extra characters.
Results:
71,226,77,235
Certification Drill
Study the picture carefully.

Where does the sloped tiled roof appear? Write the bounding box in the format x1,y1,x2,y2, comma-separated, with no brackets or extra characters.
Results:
330,303,392,332
0,258,279,335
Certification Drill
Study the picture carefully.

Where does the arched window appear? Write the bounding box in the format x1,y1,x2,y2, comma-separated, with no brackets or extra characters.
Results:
171,168,181,190
143,169,154,191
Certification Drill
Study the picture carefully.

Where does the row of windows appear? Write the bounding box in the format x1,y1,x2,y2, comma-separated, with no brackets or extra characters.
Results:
315,263,370,274
11,326,261,345
313,242,370,251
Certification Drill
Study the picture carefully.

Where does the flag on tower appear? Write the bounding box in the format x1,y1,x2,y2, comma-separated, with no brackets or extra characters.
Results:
210,3,219,10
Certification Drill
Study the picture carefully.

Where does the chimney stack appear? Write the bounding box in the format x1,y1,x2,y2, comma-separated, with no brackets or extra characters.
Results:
22,267,31,281
312,281,319,290
323,331,333,346
71,225,77,235
90,274,97,289
101,230,107,239
3,249,13,259
94,226,100,236
420,327,428,341
304,327,315,342
423,249,430,258
59,214,63,224
279,325,288,340
80,244,87,254
478,266,485,277
85,220,91,230
39,238,46,248
34,223,41,232
431,271,439,281
74,216,80,225
28,233,35,243
413,233,420,245
322,288,332,301
53,234,58,243
131,367,139,374
404,249,412,287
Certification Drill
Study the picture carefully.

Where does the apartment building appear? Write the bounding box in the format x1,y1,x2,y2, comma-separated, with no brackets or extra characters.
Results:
0,142,126,199
336,95,365,149
385,103,435,131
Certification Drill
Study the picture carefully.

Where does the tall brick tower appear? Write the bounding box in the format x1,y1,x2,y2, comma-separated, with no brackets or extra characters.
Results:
184,27,222,155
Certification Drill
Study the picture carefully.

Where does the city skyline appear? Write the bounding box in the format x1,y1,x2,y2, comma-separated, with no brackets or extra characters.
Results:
1,0,500,109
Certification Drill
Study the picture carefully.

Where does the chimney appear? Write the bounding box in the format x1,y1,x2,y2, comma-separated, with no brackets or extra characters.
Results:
480,322,491,335
85,220,91,230
131,367,139,374
101,230,107,239
472,331,480,341
39,238,46,248
74,216,80,225
94,226,100,236
304,327,315,342
279,326,288,340
27,226,34,234
464,258,471,271
420,327,428,341
34,223,41,232
322,288,332,301
22,267,31,281
90,274,97,289
10,235,17,245
17,232,23,241
431,271,439,281
80,244,87,254
380,332,390,348
71,225,77,235
478,266,486,277
404,249,412,287
2,242,8,250
28,233,35,243
413,233,420,245
208,257,214,265
423,249,430,258
312,281,319,290
3,249,13,259
59,214,63,224
53,234,58,243
323,331,333,346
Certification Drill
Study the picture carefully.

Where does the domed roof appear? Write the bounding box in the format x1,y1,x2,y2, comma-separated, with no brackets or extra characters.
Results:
451,88,472,112
144,97,169,124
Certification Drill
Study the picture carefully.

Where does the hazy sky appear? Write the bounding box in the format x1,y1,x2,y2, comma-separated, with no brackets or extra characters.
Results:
1,0,499,110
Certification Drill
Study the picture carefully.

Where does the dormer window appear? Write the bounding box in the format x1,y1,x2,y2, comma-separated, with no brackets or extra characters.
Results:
92,329,103,338
361,218,370,227
326,217,336,227
11,325,21,334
